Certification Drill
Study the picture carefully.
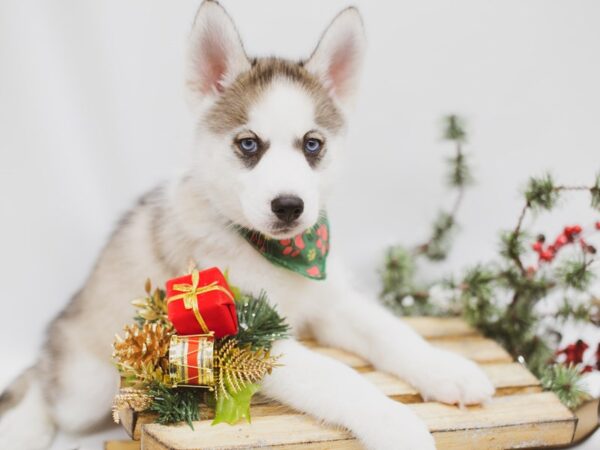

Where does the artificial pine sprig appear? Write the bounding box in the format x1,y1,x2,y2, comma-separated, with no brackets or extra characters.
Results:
444,114,467,142
234,292,290,350
555,258,595,291
525,174,559,211
381,115,474,316
591,173,600,211
147,382,202,429
417,115,473,261
541,364,590,409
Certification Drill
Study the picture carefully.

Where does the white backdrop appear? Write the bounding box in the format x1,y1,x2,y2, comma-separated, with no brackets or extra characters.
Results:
1,1,600,448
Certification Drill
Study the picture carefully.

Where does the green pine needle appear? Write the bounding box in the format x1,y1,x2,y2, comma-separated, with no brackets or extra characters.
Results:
147,383,202,429
234,292,290,350
423,213,455,261
591,173,600,211
525,174,559,211
556,259,595,291
541,364,589,410
447,152,472,188
380,246,416,296
556,300,591,321
500,231,527,263
443,115,467,142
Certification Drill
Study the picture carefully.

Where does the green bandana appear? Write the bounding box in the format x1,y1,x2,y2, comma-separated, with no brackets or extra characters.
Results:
237,216,330,280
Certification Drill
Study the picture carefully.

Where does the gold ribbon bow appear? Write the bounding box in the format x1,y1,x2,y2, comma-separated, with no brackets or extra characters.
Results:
167,269,234,334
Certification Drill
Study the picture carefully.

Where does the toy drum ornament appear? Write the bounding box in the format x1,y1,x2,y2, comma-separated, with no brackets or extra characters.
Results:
168,334,215,388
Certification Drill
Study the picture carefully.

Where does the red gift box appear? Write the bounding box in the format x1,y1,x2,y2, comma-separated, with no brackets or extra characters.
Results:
166,267,238,338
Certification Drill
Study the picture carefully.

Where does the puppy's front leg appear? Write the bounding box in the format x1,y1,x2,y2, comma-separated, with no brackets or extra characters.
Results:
262,339,435,450
311,277,495,406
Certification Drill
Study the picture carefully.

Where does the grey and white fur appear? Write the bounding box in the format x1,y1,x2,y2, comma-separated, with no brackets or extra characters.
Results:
0,2,494,449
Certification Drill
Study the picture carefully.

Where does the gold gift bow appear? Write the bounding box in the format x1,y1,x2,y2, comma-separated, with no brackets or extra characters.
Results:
167,269,234,334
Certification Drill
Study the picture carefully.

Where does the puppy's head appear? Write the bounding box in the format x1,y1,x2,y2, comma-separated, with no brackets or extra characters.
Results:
187,1,365,239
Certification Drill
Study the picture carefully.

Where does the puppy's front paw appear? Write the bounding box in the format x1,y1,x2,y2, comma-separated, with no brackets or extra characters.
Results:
358,400,436,450
414,349,495,406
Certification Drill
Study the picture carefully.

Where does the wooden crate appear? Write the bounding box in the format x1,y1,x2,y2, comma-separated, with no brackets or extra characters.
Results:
110,317,585,449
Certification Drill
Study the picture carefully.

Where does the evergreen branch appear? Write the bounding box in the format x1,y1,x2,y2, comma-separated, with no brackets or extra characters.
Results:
591,173,600,211
234,292,290,350
447,143,472,188
443,115,467,142
500,230,527,274
525,174,560,211
380,246,416,297
541,364,589,409
419,212,456,261
555,258,595,291
415,115,472,261
556,299,591,322
147,382,202,429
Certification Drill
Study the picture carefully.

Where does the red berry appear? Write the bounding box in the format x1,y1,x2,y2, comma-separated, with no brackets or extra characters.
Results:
572,225,583,235
554,234,568,248
532,242,543,252
595,221,600,230
540,250,555,262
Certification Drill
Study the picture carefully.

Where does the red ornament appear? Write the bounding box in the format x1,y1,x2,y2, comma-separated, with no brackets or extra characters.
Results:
166,267,238,338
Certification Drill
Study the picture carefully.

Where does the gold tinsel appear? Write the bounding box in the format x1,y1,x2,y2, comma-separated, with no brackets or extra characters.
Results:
111,387,153,423
113,322,171,384
214,339,278,398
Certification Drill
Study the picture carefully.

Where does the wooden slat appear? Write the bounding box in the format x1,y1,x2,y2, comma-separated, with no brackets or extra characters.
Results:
307,336,512,370
363,363,540,403
120,362,540,440
402,316,478,339
141,392,575,450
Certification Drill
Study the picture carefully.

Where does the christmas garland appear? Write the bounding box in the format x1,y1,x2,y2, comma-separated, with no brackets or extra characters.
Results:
381,115,599,410
112,267,289,428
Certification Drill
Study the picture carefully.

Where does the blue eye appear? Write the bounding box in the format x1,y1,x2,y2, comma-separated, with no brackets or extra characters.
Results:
238,138,259,154
304,138,322,154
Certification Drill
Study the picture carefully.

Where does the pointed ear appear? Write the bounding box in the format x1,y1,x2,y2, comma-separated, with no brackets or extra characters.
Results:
186,1,250,98
305,7,366,109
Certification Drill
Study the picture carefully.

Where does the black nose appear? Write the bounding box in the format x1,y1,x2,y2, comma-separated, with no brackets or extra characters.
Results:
271,195,304,223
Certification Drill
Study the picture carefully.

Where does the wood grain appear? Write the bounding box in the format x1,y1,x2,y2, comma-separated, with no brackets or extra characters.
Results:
141,393,575,450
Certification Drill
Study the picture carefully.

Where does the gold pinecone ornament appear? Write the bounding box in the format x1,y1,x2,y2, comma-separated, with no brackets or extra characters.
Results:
113,322,172,385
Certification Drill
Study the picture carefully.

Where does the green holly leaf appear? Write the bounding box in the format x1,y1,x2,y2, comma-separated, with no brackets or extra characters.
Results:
212,383,260,425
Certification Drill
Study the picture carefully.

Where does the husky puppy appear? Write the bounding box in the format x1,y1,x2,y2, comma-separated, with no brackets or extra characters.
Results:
0,2,494,449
